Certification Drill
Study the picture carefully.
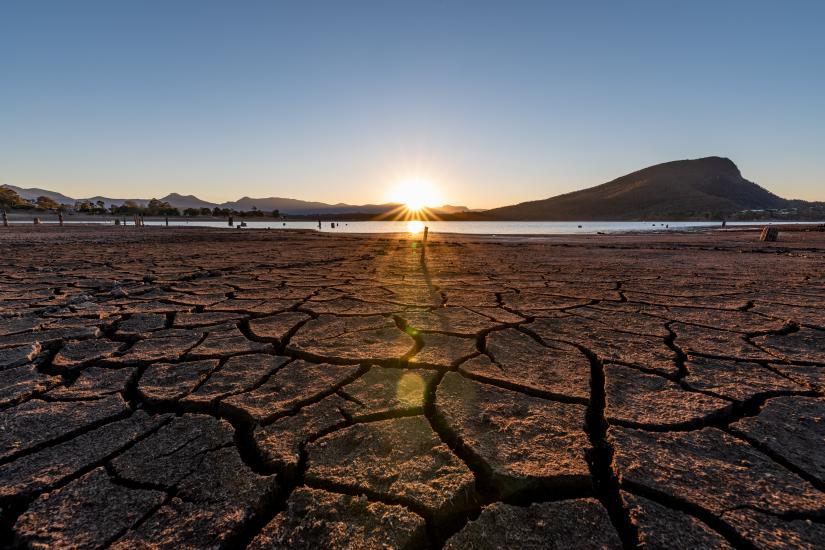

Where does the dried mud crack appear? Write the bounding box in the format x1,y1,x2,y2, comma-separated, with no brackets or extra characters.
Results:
1,225,825,549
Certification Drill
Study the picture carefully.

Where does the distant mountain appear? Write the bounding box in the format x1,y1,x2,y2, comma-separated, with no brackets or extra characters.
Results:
435,204,476,214
220,196,472,215
5,158,813,220
1,184,75,205
1,185,151,208
84,196,149,208
161,193,216,210
221,196,351,214
483,157,795,220
0,184,468,216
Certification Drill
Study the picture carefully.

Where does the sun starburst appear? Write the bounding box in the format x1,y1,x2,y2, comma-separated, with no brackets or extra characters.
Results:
380,178,444,223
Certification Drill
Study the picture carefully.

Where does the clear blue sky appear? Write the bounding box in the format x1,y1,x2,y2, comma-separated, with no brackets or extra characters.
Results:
1,0,823,207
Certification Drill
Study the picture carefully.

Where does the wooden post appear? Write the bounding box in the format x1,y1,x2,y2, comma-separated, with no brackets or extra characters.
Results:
33,217,40,224
1,209,7,227
759,226,779,242
421,226,429,262
165,216,169,226
228,215,234,227
58,211,64,226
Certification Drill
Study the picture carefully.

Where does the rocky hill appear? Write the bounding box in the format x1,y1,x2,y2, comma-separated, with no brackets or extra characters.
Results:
484,157,793,220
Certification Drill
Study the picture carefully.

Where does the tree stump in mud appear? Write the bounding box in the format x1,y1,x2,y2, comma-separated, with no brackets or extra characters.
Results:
33,217,40,225
420,226,429,264
759,226,779,242
1,209,7,227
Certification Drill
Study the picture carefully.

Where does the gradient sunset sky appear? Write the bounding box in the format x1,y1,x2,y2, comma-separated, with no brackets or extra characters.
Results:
1,1,823,208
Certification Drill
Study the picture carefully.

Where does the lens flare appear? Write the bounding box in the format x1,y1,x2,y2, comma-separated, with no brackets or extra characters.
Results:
396,372,426,406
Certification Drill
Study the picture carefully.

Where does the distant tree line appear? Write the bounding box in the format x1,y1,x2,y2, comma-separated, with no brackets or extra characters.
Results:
0,187,287,218
75,197,281,218
71,198,180,216
109,199,180,216
729,204,825,221
181,206,280,218
74,200,109,214
1,188,68,211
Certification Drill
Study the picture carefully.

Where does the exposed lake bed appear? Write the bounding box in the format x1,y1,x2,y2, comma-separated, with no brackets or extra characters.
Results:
1,226,824,548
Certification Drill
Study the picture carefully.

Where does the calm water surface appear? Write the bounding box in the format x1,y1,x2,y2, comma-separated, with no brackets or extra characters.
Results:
139,219,811,235
26,219,820,235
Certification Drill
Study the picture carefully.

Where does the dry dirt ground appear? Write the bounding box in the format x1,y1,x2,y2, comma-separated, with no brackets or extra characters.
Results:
1,225,824,549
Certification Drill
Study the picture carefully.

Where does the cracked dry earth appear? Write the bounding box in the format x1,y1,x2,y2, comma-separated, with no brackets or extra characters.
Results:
1,226,824,550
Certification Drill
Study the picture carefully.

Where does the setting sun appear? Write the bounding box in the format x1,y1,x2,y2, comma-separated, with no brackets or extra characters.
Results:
386,179,443,212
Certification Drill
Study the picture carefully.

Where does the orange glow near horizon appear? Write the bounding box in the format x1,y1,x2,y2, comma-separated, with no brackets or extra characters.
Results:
374,177,445,225
386,178,444,212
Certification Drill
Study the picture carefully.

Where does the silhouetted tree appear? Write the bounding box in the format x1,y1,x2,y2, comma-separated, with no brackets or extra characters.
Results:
36,196,61,210
0,187,29,208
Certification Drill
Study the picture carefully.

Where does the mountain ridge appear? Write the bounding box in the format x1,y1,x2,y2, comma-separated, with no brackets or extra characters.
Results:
0,184,469,215
3,157,821,219
482,156,803,220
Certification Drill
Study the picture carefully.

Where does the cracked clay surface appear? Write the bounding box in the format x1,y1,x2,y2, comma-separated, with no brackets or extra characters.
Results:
1,225,824,549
